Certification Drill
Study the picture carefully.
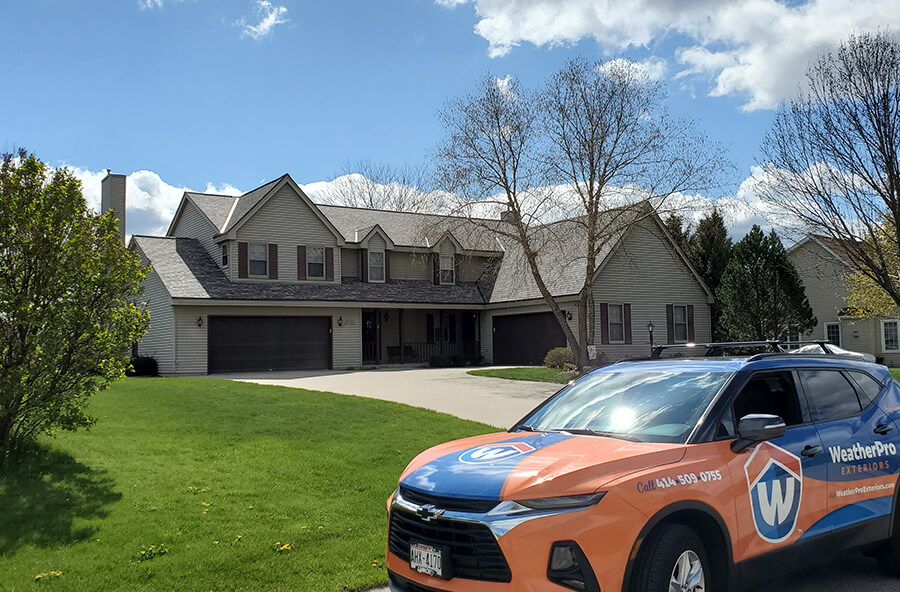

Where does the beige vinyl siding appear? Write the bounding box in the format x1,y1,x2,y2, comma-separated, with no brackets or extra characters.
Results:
592,220,711,360
390,252,430,280
439,240,455,258
171,200,225,271
341,248,360,278
233,186,341,282
367,234,387,251
788,240,849,344
172,305,361,375
135,249,175,375
480,303,579,364
459,256,491,282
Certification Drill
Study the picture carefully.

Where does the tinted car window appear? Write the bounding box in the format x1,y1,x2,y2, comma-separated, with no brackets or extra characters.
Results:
731,373,804,427
847,371,883,408
800,370,861,422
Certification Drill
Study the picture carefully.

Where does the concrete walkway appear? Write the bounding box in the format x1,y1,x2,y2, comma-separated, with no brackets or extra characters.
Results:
218,366,560,428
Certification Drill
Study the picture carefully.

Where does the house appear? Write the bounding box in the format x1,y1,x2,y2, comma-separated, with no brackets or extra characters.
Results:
107,172,714,375
788,234,900,365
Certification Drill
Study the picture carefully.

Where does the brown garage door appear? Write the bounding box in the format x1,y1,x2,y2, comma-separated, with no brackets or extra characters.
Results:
208,316,332,373
492,312,566,366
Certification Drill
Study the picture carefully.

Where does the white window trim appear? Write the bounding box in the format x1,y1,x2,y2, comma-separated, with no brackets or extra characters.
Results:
672,304,689,344
307,246,326,280
607,303,626,344
824,322,842,348
248,242,268,277
221,243,228,267
439,254,455,285
368,250,385,283
881,319,900,353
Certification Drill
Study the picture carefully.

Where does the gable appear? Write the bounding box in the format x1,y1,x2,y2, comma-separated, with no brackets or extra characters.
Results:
236,185,340,247
789,238,849,320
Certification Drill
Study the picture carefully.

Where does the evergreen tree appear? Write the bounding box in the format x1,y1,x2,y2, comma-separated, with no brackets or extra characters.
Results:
663,213,692,254
717,225,816,342
688,208,732,337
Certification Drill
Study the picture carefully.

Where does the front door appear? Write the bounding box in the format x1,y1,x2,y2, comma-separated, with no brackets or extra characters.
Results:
362,309,379,364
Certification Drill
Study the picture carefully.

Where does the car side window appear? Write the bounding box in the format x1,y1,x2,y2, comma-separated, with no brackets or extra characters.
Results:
847,371,883,408
716,372,803,438
799,369,862,422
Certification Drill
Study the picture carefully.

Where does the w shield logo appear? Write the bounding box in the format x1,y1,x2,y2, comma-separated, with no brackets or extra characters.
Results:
744,442,803,543
459,442,536,464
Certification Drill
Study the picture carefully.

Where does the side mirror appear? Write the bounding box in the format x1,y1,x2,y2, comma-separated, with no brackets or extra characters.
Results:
731,414,787,453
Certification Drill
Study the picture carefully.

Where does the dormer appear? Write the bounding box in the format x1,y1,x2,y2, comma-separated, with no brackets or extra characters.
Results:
357,225,395,283
432,232,463,286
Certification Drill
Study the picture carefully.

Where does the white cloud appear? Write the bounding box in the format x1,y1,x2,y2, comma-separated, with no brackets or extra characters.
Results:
439,0,900,110
238,1,289,41
599,57,668,81
435,0,470,6
138,0,187,9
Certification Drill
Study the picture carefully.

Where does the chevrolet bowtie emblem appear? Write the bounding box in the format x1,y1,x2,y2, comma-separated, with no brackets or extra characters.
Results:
415,504,445,522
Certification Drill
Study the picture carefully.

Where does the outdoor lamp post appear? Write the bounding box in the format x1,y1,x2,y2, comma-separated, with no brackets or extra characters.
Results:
647,320,655,353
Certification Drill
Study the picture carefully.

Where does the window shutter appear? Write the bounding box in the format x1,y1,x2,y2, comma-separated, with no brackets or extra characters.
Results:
624,304,632,344
666,304,675,344
384,250,391,282
361,248,369,283
432,253,440,285
687,305,695,342
268,244,278,279
297,246,307,280
454,254,462,285
238,242,249,278
325,247,334,281
600,303,610,345
426,313,434,343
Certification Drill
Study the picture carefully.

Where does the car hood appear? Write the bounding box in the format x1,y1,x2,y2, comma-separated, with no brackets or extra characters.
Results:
399,430,685,502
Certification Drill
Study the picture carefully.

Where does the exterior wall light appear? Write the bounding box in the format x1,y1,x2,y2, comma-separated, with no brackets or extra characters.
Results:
197,316,203,328
337,316,344,327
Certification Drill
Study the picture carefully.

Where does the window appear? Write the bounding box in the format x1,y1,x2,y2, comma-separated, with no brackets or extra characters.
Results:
440,255,455,284
221,244,228,267
248,243,267,276
825,322,841,347
883,320,900,352
307,247,325,279
731,373,804,428
368,251,385,283
847,371,883,408
799,369,862,423
673,305,688,342
608,304,625,343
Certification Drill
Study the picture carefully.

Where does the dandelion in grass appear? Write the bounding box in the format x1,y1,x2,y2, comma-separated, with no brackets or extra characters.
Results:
34,571,63,581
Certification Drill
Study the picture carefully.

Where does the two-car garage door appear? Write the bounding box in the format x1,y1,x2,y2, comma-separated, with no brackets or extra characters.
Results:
208,316,331,373
492,312,567,366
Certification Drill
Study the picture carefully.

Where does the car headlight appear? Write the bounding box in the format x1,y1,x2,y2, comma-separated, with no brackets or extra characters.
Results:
515,492,606,511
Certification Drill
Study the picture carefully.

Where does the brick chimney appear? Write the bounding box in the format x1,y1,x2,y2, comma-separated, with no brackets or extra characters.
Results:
101,170,126,242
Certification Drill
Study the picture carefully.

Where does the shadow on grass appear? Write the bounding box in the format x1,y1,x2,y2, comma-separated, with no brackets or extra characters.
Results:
0,443,121,556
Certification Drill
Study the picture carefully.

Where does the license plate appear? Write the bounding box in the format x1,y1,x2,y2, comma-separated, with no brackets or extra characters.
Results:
410,542,443,577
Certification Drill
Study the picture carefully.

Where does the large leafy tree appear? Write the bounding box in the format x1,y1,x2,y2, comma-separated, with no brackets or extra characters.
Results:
0,150,149,454
717,225,815,341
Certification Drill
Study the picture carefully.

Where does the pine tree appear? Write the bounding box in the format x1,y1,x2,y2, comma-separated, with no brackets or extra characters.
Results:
717,225,816,342
688,208,732,337
663,213,692,254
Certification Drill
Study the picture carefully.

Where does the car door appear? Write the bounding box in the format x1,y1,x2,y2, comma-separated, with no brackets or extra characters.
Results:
798,368,898,545
718,371,829,578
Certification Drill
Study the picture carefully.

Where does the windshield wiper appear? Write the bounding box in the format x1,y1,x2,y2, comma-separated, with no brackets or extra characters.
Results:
513,424,541,432
553,428,639,441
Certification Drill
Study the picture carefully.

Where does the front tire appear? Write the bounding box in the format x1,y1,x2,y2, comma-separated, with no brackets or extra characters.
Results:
632,523,709,592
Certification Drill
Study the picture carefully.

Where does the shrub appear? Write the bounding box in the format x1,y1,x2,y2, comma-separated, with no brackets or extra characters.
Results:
429,355,453,368
544,347,575,368
450,354,468,367
128,356,159,377
466,353,484,366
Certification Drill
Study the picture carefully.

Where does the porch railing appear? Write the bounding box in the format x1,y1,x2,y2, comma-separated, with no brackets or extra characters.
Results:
393,341,479,363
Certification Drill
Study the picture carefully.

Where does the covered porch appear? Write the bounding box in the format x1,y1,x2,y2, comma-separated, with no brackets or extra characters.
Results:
361,307,480,365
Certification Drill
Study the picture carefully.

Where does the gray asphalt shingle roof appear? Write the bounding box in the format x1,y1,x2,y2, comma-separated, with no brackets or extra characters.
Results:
185,193,237,232
134,236,487,305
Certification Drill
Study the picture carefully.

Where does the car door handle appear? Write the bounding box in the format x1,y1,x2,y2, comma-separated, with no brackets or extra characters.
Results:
875,424,894,435
802,445,823,458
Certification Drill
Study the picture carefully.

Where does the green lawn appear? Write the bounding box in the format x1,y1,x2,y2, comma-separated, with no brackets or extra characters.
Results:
0,378,494,592
468,366,575,384
891,369,900,381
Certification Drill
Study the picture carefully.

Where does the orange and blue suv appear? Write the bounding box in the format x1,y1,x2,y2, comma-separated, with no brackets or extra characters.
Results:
386,351,900,591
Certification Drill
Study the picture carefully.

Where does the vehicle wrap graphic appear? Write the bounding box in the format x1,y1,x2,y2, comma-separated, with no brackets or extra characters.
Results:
744,442,803,543
799,495,894,540
400,432,572,500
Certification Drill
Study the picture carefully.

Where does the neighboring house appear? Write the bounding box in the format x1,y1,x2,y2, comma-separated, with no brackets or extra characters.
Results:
788,234,900,365
108,172,714,375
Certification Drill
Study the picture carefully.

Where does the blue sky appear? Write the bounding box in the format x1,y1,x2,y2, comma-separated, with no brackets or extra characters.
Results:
2,0,897,237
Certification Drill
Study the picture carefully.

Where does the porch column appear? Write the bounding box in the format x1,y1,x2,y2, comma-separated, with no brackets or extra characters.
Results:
399,309,404,363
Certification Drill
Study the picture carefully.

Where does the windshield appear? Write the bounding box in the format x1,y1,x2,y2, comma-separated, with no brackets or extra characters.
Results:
518,370,731,443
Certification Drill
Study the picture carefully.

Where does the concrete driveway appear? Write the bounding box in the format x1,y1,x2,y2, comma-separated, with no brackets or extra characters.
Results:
219,367,898,592
222,366,559,428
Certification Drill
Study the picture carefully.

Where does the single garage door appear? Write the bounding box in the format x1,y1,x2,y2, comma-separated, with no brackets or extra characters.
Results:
492,312,566,366
208,316,331,373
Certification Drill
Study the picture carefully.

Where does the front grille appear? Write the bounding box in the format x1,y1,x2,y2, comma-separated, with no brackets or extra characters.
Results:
389,572,448,592
389,508,512,583
399,486,498,513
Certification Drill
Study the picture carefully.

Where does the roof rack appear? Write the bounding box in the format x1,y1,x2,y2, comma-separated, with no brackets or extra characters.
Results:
649,340,836,359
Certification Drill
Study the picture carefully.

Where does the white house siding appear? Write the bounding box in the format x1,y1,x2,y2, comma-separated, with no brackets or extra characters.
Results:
171,305,361,375
592,220,711,360
390,252,430,280
341,248,359,278
233,186,341,282
480,302,580,364
172,199,224,271
135,257,175,374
